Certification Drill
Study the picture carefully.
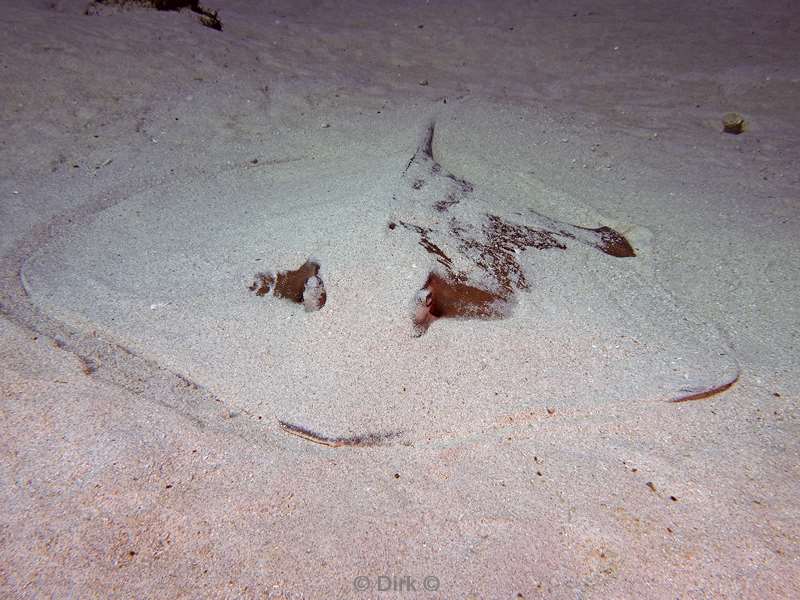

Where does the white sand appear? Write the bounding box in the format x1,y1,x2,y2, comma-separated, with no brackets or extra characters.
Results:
2,1,798,597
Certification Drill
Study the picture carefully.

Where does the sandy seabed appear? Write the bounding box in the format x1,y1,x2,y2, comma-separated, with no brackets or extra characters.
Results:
1,1,798,598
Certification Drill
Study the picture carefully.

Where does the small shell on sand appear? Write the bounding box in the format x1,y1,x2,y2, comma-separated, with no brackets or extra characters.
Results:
722,112,745,134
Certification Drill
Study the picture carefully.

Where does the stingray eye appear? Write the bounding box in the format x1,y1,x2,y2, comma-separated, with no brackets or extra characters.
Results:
415,289,433,307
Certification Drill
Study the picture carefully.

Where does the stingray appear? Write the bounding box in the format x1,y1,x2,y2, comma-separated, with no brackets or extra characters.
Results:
387,122,637,337
21,119,740,446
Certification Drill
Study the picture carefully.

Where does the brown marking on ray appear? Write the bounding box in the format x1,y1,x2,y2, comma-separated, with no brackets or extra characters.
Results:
445,173,474,193
272,259,320,303
278,420,402,447
480,215,568,290
576,225,636,257
430,216,633,291
248,274,272,296
413,272,508,336
434,193,460,212
398,222,454,271
405,214,636,335
669,375,738,402
484,215,568,252
249,259,326,310
436,215,569,295
78,355,97,376
422,272,507,318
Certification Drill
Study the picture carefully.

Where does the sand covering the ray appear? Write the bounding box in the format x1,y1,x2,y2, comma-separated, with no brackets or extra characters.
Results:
4,1,800,596
21,126,738,442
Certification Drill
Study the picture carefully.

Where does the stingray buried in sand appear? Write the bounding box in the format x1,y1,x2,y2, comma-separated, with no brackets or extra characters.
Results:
22,118,740,445
389,122,636,336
